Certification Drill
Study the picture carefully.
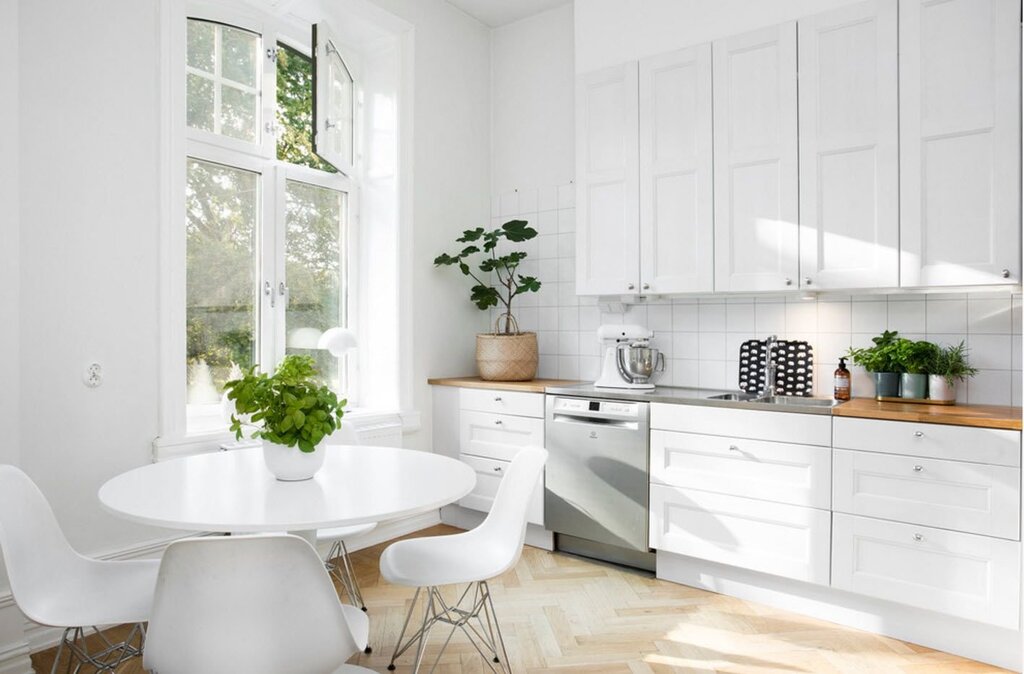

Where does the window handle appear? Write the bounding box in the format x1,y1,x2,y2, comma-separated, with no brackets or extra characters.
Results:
278,282,288,298
264,280,275,308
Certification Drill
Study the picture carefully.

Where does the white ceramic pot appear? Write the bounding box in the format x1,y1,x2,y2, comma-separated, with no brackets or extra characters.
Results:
928,374,956,402
262,441,325,481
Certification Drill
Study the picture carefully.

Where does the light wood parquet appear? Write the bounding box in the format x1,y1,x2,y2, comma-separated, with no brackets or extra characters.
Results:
32,525,1009,673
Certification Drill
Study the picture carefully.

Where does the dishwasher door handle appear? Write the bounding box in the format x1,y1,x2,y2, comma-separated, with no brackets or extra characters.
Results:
550,412,639,429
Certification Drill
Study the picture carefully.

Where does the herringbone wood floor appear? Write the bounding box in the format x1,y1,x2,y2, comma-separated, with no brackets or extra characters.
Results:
32,525,1009,673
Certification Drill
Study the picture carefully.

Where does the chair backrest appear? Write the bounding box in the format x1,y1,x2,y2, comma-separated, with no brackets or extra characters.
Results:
0,465,89,625
144,535,358,674
476,447,548,573
324,422,361,446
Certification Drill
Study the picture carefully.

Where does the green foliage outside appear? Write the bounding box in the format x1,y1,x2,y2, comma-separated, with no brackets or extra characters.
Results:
276,43,337,173
434,220,542,334
225,355,347,452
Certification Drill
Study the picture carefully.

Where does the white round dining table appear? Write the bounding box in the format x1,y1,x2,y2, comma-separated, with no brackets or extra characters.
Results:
98,445,475,541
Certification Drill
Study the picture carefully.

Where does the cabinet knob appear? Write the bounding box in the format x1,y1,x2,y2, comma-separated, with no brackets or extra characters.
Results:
493,396,502,402
914,431,924,438
913,533,924,542
494,420,503,426
784,278,793,286
804,277,812,286
1002,269,1011,279
493,466,503,472
642,283,650,290
627,282,635,290
913,465,923,472
728,445,740,452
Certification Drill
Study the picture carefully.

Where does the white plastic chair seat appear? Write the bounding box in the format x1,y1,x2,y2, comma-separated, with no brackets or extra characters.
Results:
30,558,160,628
341,604,369,650
380,527,517,588
317,522,377,542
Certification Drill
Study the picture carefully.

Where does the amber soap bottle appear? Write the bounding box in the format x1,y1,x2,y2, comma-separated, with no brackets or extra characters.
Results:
834,357,851,401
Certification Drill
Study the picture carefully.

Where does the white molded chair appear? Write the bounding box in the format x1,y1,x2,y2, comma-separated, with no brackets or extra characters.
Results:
379,446,548,673
144,534,373,674
0,465,159,674
320,423,376,617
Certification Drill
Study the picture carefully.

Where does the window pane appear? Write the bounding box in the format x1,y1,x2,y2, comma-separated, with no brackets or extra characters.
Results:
276,44,336,172
221,85,257,142
186,159,259,428
221,25,259,87
325,48,354,166
186,74,214,132
187,19,215,73
284,180,345,390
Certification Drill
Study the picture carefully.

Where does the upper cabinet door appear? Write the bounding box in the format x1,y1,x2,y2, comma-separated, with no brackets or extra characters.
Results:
638,45,714,294
576,63,641,295
713,24,799,293
900,0,1022,287
798,0,899,290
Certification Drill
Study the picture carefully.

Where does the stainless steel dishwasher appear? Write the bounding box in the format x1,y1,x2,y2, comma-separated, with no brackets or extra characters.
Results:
544,395,655,571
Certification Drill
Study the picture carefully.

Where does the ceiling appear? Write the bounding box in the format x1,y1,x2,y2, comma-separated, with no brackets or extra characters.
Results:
445,0,571,27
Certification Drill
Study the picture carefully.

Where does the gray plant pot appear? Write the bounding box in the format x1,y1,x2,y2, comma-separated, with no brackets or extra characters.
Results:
900,373,928,399
873,372,900,398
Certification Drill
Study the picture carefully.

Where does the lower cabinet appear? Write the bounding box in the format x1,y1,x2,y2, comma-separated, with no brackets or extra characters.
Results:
650,484,831,584
832,513,1020,629
459,453,544,526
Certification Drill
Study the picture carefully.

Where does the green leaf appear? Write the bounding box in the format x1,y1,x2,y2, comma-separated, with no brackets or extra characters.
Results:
455,228,484,243
470,284,499,310
501,220,538,242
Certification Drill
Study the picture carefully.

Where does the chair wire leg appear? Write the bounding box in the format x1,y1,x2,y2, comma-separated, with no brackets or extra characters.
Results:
387,586,422,671
339,539,367,611
482,581,512,672
411,587,436,673
49,628,71,674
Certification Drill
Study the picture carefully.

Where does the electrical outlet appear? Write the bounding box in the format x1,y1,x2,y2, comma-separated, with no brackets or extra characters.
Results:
84,363,102,388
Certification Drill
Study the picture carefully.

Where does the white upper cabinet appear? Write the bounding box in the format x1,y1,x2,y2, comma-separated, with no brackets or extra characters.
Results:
575,63,641,295
638,45,714,294
798,0,899,290
713,23,799,293
899,0,1022,287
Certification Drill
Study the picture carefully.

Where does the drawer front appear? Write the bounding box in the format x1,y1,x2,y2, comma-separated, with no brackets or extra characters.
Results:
651,403,832,446
460,411,544,462
651,430,831,509
833,449,1020,540
460,388,543,418
833,417,1021,467
832,514,1020,629
459,454,543,526
650,484,831,584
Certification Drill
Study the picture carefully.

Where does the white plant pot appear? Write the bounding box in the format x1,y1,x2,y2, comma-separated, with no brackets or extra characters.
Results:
928,375,956,402
262,441,325,481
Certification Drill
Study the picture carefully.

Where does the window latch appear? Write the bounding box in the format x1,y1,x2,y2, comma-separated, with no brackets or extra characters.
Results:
264,280,274,308
266,47,279,63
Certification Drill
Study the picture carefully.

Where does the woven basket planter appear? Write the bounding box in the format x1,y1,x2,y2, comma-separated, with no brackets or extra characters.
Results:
476,332,538,381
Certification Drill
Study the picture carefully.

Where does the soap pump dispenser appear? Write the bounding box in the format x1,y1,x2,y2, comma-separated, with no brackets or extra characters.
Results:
834,357,851,401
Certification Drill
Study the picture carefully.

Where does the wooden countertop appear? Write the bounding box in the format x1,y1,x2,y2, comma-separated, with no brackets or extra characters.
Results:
833,398,1022,430
427,376,580,394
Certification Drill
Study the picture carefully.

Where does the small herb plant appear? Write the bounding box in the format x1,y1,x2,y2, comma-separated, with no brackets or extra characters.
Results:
434,220,542,334
224,355,346,452
891,338,940,375
930,341,979,385
846,330,902,373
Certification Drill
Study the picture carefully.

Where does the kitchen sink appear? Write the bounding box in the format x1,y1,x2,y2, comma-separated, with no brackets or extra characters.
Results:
749,396,840,408
706,392,757,401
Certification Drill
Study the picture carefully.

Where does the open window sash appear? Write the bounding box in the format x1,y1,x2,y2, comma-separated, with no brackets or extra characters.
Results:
312,21,355,176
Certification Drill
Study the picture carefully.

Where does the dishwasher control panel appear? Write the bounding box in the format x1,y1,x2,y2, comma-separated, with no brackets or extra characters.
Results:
550,396,642,420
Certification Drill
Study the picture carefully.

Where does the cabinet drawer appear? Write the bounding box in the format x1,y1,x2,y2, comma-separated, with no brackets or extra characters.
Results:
832,514,1020,629
650,484,831,584
833,449,1020,539
460,388,543,418
651,403,832,446
460,411,544,462
458,454,543,526
651,430,831,509
833,417,1020,467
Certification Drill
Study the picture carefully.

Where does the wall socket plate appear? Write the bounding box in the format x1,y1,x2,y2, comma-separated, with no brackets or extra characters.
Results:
83,363,102,388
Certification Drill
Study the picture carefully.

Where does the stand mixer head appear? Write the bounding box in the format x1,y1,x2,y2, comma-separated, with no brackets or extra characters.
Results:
594,324,666,389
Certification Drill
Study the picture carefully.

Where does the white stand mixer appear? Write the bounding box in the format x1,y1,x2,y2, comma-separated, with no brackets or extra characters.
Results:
594,324,666,390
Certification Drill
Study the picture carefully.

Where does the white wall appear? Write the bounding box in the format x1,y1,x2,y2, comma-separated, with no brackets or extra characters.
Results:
574,0,859,73
0,0,19,472
491,4,574,195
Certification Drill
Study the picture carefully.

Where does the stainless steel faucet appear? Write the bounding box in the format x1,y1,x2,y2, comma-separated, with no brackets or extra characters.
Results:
759,335,778,400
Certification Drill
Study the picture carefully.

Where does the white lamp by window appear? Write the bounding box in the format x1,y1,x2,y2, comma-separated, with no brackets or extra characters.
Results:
317,327,358,357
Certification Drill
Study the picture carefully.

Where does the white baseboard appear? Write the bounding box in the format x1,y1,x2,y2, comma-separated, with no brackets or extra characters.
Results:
657,550,1022,672
0,642,31,674
440,504,554,551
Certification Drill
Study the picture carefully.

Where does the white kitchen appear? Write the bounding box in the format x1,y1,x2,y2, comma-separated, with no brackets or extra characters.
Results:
0,0,1021,672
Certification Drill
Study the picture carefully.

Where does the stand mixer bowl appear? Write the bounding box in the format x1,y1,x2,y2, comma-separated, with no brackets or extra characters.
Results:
616,344,665,384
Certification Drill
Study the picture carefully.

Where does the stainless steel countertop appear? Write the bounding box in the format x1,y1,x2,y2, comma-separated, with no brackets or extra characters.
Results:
543,383,842,416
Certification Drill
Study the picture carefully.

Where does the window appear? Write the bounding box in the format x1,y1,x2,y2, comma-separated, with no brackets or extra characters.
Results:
313,22,355,175
183,14,356,435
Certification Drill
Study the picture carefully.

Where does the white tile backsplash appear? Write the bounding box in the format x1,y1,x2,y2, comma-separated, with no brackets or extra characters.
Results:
492,189,1022,404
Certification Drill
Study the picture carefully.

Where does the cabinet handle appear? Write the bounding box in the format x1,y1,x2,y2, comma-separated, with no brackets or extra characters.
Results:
914,431,924,438
627,282,635,290
728,445,740,452
913,533,924,542
642,283,650,290
784,278,793,286
804,277,812,286
493,466,503,472
913,465,923,472
1002,269,1011,279
494,420,503,425
493,396,502,402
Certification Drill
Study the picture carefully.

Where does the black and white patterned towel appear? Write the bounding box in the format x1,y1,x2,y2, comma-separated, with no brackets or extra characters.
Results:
738,339,813,397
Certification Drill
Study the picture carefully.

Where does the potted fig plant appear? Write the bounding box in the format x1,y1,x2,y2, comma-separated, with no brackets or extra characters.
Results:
846,330,902,398
927,341,978,402
224,354,347,481
892,338,940,399
435,220,542,381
